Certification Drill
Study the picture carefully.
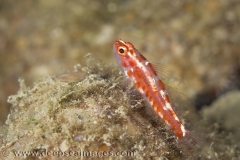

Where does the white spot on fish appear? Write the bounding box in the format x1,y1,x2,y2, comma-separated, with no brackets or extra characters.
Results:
181,125,186,137
166,103,172,110
158,112,163,118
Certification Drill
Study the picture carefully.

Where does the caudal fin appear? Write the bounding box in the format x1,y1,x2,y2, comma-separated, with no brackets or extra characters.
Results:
177,131,205,157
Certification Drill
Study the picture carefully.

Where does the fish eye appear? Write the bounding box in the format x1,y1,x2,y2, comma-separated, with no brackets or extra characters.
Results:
119,48,125,54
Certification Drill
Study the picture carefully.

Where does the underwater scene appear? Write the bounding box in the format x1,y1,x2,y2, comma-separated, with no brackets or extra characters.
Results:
0,1,239,159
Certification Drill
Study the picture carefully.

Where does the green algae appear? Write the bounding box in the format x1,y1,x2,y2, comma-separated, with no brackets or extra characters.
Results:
0,56,180,160
1,56,239,160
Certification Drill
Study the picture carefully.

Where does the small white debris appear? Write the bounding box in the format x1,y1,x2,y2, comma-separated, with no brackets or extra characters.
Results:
60,140,69,152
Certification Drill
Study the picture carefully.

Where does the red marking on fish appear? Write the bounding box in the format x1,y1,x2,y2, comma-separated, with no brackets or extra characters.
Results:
113,40,189,140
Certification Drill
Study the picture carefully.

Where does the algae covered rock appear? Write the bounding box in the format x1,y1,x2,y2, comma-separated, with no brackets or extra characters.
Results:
0,58,184,160
202,90,240,145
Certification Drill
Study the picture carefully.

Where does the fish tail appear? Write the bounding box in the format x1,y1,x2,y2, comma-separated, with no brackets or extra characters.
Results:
177,130,203,153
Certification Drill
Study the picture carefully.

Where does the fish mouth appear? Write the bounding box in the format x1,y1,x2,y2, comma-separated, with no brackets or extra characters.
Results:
113,41,118,54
